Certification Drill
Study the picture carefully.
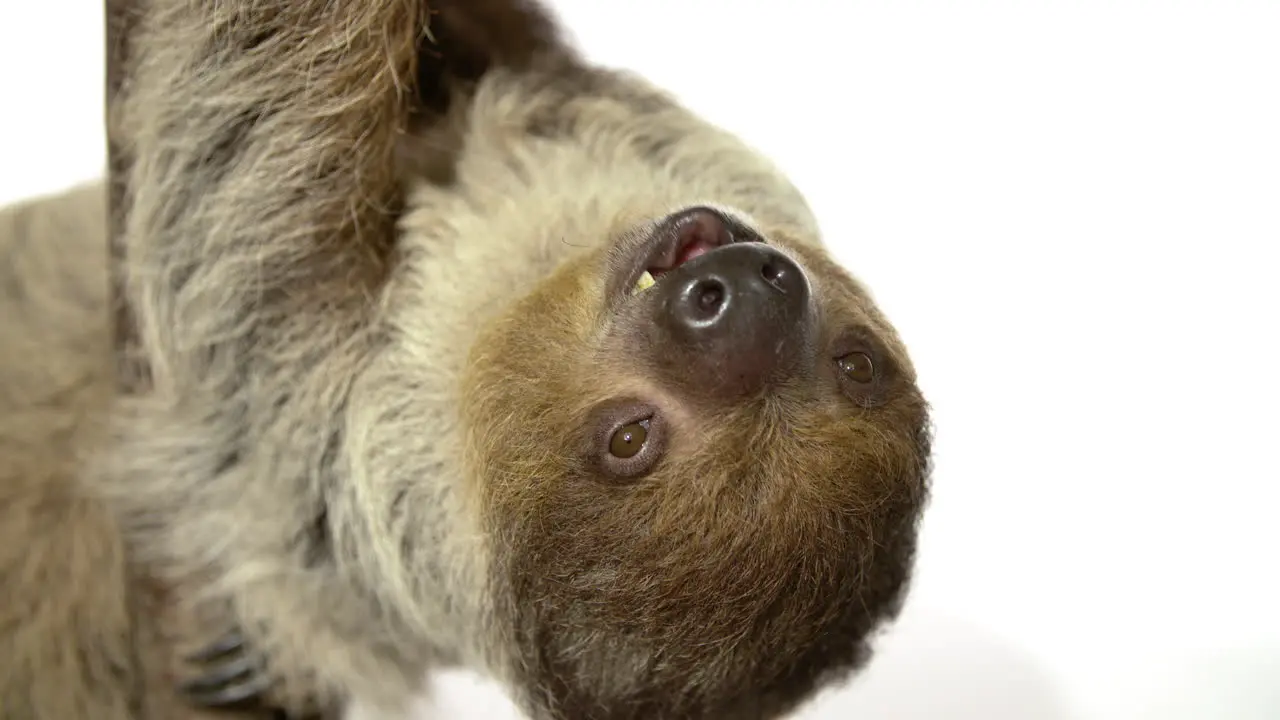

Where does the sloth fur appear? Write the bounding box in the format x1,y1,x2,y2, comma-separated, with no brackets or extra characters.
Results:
0,1,933,718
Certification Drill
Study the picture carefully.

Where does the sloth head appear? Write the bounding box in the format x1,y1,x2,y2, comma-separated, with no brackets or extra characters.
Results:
442,72,933,720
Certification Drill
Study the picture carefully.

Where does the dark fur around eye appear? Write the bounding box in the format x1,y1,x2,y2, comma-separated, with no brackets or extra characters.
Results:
837,352,875,383
584,399,668,482
832,331,896,408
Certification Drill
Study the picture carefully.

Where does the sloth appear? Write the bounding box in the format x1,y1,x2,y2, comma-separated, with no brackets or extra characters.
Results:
0,0,933,719
0,184,134,719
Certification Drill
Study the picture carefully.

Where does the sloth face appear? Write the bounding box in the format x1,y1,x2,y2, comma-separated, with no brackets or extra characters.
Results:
463,195,931,718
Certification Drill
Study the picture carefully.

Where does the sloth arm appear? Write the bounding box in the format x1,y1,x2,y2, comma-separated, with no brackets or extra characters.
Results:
103,0,436,714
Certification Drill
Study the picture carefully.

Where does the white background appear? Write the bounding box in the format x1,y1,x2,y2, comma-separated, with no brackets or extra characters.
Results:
3,1,1278,718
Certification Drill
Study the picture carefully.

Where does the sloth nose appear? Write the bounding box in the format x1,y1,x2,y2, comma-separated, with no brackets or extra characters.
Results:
656,242,813,395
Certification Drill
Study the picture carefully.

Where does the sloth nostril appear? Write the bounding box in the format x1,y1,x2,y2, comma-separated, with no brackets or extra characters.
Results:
695,280,725,314
761,260,787,290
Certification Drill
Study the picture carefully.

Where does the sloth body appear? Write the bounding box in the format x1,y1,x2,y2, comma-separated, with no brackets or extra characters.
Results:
1,1,932,719
0,186,279,720
0,184,131,718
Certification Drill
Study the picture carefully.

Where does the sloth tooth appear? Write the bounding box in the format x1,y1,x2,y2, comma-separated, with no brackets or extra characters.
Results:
633,270,656,294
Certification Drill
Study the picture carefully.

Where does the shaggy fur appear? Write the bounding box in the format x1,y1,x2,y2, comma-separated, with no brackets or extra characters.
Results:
1,0,932,718
0,185,289,720
0,184,130,719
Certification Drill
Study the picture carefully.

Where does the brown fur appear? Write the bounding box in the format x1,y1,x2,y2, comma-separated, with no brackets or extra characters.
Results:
1,0,932,718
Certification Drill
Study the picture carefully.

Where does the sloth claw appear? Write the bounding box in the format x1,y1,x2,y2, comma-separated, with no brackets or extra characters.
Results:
180,672,274,708
179,630,273,709
183,628,247,662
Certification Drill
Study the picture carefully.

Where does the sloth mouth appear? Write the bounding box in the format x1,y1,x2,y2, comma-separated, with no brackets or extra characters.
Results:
621,207,749,299
633,228,723,292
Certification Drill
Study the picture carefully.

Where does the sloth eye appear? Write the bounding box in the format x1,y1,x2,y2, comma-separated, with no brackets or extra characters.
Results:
589,402,666,482
837,351,875,383
609,421,649,458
